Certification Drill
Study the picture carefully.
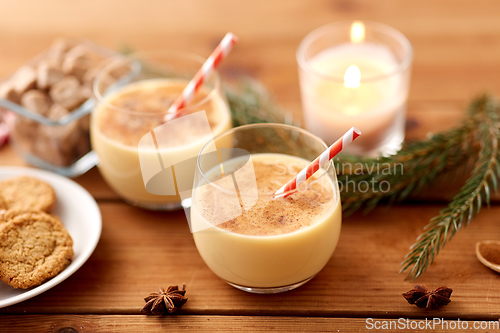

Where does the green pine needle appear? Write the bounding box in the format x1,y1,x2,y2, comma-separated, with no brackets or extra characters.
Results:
224,79,294,127
400,95,500,280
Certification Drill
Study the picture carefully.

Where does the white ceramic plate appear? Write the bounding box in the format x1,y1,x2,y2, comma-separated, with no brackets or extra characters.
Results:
0,167,102,308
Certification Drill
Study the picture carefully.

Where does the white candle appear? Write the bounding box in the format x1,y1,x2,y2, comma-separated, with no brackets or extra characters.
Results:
298,21,412,156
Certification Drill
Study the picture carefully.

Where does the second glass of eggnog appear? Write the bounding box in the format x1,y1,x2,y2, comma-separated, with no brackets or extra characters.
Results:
91,51,232,210
190,124,341,293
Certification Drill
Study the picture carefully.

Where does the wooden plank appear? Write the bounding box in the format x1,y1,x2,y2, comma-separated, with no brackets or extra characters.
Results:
0,315,499,333
1,203,499,320
0,315,498,332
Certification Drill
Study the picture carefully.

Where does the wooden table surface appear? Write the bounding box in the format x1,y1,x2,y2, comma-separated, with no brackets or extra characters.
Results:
1,0,500,332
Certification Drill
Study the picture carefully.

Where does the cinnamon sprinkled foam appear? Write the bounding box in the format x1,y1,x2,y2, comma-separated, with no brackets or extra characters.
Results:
94,78,221,147
197,154,337,236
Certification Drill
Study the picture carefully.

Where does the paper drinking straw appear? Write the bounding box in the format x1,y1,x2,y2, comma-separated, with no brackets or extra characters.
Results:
164,32,238,121
275,127,361,198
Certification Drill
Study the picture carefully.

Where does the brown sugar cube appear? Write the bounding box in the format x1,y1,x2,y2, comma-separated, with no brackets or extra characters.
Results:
0,82,21,103
59,128,89,164
55,121,81,151
20,90,51,116
82,67,99,86
49,76,86,110
46,103,70,120
46,38,72,68
75,133,91,156
37,109,83,166
44,103,84,163
40,121,81,155
62,45,105,81
72,85,91,109
11,115,39,144
78,114,90,132
37,60,65,90
32,132,68,166
62,58,87,81
12,66,37,95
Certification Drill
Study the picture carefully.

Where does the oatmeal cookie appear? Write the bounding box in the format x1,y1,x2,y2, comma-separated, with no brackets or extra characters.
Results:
0,208,44,224
0,176,56,212
0,212,73,289
0,193,7,211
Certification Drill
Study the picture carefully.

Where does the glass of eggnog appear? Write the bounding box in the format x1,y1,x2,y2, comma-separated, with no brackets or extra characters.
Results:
91,51,232,210
190,123,341,293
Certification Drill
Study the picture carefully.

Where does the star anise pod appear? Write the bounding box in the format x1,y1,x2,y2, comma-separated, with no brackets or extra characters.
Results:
402,284,429,304
403,285,452,310
141,284,188,315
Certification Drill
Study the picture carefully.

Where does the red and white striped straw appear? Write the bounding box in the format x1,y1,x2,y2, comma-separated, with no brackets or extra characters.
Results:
164,32,238,122
0,120,9,148
275,127,361,198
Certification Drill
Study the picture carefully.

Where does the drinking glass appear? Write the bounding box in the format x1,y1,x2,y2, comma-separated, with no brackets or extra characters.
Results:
191,123,342,293
297,21,413,156
91,51,232,210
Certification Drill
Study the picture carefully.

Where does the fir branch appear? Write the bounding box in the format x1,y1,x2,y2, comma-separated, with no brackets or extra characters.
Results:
337,97,497,215
224,79,295,127
337,121,476,215
400,96,500,280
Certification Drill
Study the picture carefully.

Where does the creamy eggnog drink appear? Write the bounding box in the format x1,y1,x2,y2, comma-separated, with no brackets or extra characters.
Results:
92,52,231,210
191,124,342,294
192,154,341,291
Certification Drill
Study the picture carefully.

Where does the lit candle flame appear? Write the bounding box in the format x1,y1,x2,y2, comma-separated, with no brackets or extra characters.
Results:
344,65,360,88
350,21,365,43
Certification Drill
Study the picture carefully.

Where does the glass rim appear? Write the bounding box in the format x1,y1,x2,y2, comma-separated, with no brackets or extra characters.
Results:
93,49,221,117
196,123,338,198
296,20,414,83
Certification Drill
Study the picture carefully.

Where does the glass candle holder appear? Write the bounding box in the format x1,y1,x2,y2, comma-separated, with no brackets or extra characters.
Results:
297,21,413,156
